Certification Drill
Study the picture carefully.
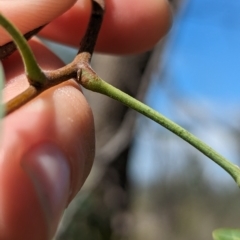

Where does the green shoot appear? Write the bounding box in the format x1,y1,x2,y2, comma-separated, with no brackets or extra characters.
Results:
82,69,240,187
0,13,46,85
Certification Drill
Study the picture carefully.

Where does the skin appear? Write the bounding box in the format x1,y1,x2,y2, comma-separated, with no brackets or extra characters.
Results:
0,0,172,239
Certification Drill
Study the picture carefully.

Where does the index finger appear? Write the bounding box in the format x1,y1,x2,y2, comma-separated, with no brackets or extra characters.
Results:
40,0,172,54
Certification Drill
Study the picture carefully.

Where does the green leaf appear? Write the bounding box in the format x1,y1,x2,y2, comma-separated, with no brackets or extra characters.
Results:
213,229,240,240
0,62,4,119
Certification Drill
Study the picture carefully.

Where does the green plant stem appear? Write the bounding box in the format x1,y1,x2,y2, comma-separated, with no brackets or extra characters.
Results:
81,69,240,187
5,85,39,115
0,14,45,85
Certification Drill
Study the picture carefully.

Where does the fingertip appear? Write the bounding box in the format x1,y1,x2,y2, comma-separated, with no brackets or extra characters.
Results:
21,142,71,237
96,0,172,53
0,139,49,240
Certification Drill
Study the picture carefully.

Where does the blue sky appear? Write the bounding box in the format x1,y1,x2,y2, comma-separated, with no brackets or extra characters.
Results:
156,0,240,103
130,0,240,188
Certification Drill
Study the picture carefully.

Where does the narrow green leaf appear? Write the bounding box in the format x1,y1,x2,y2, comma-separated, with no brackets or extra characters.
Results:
213,229,240,240
0,62,4,119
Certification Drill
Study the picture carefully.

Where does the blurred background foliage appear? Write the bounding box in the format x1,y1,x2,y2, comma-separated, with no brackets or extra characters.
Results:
40,0,240,239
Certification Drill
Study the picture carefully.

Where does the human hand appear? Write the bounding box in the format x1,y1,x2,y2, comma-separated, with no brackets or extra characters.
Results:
0,1,171,239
